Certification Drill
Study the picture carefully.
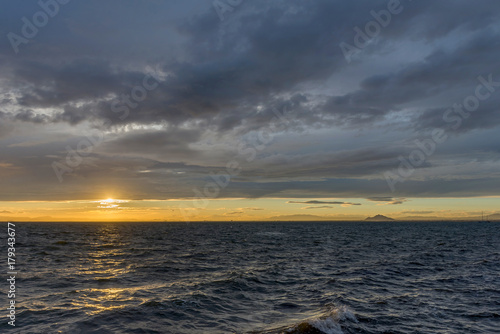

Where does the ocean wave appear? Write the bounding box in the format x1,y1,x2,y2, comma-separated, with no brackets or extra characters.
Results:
10,221,500,333
256,305,357,334
256,231,287,237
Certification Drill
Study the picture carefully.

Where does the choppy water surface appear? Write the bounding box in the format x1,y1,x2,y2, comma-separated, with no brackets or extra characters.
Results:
1,221,499,333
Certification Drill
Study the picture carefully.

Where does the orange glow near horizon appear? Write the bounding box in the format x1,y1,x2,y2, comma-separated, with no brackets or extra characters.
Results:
0,197,498,222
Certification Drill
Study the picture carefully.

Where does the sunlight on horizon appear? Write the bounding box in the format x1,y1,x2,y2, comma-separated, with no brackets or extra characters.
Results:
97,198,128,209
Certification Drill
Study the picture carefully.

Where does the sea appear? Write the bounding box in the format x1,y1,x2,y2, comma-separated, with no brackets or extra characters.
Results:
1,221,499,334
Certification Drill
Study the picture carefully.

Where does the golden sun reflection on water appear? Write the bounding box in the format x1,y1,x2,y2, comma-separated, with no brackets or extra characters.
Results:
68,224,195,316
72,288,135,315
72,224,139,315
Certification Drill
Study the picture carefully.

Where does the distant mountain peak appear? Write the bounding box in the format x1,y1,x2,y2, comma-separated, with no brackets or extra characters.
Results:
365,214,394,221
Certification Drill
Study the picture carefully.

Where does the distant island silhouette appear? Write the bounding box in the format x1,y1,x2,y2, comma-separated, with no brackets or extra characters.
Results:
365,214,395,221
487,213,500,221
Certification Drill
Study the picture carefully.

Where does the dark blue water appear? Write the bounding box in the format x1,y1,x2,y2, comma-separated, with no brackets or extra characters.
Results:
1,221,499,333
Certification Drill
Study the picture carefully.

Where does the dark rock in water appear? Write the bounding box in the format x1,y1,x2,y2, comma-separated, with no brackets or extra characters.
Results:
365,214,395,221
287,322,325,334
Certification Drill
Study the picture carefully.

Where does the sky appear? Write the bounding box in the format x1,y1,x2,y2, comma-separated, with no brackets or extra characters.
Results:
0,0,499,222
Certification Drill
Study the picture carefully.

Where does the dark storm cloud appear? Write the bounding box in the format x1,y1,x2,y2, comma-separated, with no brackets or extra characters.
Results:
102,128,202,156
0,131,499,201
13,109,49,123
2,0,500,134
324,30,500,128
415,94,500,134
182,176,499,201
13,60,123,107
1,0,500,201
237,146,432,181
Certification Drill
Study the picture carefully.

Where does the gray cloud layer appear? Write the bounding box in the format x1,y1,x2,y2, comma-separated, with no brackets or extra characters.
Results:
0,0,499,201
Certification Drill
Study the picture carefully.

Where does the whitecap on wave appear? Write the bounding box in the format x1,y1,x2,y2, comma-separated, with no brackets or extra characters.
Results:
255,305,357,334
301,306,357,334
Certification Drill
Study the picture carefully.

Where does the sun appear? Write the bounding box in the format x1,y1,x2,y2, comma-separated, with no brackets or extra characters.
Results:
98,198,120,209
96,198,129,209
